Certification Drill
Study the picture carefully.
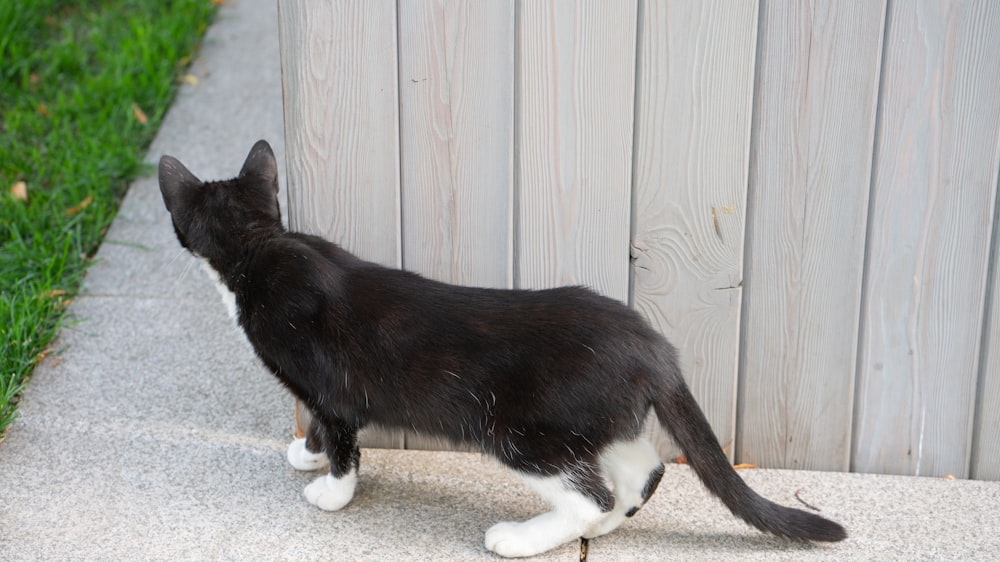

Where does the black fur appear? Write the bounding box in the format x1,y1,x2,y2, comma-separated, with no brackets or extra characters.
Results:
158,140,846,543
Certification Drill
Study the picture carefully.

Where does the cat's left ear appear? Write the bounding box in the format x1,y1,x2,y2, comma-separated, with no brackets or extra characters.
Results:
239,139,279,194
159,155,202,214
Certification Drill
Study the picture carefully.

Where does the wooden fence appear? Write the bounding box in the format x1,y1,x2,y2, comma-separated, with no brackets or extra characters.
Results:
276,0,1000,480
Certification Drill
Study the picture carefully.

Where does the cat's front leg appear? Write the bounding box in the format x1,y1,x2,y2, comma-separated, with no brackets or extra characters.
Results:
287,414,330,471
303,417,360,512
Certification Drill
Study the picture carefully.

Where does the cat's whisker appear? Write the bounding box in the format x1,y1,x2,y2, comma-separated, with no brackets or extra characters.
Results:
162,244,189,269
166,248,195,288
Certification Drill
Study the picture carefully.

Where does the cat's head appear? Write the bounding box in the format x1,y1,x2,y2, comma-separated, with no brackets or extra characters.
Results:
159,140,282,267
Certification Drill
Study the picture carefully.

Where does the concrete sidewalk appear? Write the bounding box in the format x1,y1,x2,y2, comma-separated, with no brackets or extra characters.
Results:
1,1,998,560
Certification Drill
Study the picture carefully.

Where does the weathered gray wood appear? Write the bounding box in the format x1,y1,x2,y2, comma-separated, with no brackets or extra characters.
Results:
396,0,515,451
853,0,1000,478
277,0,404,448
276,1,1000,479
738,0,886,471
515,2,637,302
973,202,1000,480
397,0,515,289
277,0,401,267
295,401,404,449
631,0,758,463
403,432,477,454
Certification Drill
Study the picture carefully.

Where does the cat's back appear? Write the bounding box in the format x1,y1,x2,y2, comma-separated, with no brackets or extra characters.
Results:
244,231,659,346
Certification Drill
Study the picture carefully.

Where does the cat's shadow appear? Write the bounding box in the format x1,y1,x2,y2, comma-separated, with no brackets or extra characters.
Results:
298,467,825,556
592,527,822,554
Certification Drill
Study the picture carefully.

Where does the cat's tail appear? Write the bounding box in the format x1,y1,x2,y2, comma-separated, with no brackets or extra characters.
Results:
652,357,847,542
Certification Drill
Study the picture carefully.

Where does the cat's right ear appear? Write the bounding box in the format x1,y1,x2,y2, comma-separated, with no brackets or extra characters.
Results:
239,140,279,194
158,155,202,214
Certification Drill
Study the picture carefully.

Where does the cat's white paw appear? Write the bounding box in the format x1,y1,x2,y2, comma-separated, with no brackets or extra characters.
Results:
485,521,545,558
304,471,357,511
287,438,329,471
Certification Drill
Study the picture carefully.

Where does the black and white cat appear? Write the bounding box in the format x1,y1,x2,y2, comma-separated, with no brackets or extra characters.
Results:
158,140,845,557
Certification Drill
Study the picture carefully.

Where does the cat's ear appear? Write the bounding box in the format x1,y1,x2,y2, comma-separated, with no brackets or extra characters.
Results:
239,139,279,194
158,155,202,214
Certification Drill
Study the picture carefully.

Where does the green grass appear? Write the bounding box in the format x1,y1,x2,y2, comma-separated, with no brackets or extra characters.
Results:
0,0,216,437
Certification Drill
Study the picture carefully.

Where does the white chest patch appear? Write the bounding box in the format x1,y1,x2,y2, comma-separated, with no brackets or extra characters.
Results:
199,259,253,351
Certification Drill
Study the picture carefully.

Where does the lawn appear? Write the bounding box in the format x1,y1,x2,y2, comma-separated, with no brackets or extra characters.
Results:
0,0,216,437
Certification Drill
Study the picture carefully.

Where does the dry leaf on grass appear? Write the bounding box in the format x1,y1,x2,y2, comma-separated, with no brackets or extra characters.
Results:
37,103,49,117
131,102,148,125
66,195,94,215
34,349,51,365
10,181,28,201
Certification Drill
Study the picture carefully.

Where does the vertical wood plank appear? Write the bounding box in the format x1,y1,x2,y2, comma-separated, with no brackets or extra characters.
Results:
277,0,404,448
973,195,1000,480
738,1,886,471
516,1,637,302
397,0,514,288
853,0,1000,477
277,0,401,267
396,0,515,451
631,0,758,462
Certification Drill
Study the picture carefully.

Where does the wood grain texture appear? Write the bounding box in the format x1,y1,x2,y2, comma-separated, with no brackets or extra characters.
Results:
277,1,1000,478
737,1,886,471
277,0,404,448
396,0,515,451
972,201,1000,480
277,0,401,267
515,1,637,302
397,0,514,288
853,0,1000,477
631,0,758,463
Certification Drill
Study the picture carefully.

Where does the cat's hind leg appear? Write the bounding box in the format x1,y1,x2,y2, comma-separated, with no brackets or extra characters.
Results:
485,465,612,558
303,418,360,512
584,438,664,539
287,415,330,471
